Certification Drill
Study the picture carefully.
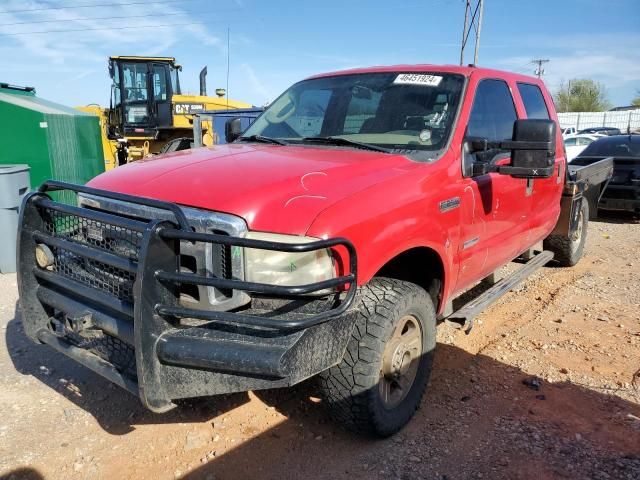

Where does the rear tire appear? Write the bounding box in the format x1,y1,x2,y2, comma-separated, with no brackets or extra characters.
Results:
318,278,436,437
544,199,589,267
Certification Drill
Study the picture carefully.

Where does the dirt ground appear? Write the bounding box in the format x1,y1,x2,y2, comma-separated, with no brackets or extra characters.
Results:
1,212,639,480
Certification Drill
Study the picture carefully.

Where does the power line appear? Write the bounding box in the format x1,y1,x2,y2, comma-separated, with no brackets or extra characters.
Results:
511,61,534,74
0,12,182,27
0,7,239,27
0,0,192,15
1,20,207,36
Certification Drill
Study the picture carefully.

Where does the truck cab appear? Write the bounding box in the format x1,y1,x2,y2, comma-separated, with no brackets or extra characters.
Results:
17,65,612,437
108,56,181,137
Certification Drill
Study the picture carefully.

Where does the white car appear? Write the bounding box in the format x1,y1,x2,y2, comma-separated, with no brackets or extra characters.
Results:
562,126,577,137
563,134,600,162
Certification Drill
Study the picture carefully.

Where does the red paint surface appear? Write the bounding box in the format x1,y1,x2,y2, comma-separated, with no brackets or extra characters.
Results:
88,65,564,314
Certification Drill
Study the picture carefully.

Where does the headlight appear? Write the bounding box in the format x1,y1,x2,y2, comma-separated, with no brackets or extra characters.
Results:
244,232,335,291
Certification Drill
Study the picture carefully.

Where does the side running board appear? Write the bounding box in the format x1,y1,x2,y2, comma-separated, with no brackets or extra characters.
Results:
446,250,554,334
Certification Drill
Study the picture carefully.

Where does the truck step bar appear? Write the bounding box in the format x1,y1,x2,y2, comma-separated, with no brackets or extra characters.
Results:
446,250,554,333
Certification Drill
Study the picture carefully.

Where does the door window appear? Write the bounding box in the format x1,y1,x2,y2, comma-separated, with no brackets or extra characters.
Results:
152,65,169,101
517,83,550,119
564,138,577,146
467,79,517,142
464,79,518,174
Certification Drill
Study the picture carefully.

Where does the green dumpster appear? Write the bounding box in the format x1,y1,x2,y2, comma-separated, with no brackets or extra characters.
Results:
0,83,104,204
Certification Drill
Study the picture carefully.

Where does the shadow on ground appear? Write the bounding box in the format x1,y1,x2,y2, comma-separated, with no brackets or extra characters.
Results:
5,303,250,435
178,345,640,480
0,467,45,480
592,209,640,225
6,300,640,479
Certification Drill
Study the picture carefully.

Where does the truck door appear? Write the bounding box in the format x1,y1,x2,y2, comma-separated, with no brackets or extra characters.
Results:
151,63,173,129
456,78,530,290
515,82,564,243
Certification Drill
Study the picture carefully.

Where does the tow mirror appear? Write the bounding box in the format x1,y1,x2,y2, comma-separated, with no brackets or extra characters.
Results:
225,117,243,143
507,119,556,178
465,119,556,179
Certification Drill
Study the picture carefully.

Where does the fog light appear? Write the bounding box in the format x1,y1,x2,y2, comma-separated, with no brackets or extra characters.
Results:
35,244,55,269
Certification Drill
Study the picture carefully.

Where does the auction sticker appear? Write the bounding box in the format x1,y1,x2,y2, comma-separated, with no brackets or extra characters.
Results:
393,74,442,86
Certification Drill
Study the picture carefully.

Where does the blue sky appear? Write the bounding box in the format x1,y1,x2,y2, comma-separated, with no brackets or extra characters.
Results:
1,0,639,108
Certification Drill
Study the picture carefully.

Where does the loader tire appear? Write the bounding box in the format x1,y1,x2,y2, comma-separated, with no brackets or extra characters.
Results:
544,199,588,267
318,278,436,437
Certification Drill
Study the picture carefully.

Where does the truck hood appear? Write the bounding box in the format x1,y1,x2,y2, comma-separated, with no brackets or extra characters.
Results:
87,143,416,235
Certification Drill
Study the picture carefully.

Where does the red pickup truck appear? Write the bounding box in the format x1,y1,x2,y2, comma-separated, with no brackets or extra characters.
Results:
17,65,613,437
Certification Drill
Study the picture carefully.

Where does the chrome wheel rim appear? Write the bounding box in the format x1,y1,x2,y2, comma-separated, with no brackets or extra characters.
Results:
379,315,423,409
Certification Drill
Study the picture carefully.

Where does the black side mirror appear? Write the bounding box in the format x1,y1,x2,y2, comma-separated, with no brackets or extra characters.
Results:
466,120,557,178
507,119,556,178
225,117,243,143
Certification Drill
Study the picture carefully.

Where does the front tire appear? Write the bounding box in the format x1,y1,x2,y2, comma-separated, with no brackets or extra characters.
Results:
318,278,436,437
544,199,589,267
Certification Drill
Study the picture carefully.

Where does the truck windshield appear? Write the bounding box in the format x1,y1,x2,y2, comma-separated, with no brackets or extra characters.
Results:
242,72,465,155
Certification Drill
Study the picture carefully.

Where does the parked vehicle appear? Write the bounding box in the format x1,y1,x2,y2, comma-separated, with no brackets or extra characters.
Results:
578,126,622,136
17,65,613,437
573,135,640,215
78,56,252,169
564,134,600,162
562,126,577,137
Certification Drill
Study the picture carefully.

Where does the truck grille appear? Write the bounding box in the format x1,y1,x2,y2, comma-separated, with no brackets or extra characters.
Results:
40,206,140,302
76,195,249,310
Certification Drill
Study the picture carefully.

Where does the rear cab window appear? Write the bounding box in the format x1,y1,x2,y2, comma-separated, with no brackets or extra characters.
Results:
516,83,550,120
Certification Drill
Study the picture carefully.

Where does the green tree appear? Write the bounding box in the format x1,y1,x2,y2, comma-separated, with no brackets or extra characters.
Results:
554,79,612,112
632,90,640,108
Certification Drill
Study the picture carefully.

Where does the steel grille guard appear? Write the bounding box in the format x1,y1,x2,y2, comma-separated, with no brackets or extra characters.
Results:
18,180,358,412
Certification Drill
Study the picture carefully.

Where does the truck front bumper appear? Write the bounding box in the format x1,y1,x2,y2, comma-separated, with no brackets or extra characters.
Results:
18,181,358,412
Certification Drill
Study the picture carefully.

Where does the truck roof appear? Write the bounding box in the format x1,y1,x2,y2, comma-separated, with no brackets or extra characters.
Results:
109,56,176,62
308,64,543,84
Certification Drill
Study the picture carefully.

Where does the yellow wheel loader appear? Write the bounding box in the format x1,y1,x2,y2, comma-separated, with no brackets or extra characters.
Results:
78,56,252,170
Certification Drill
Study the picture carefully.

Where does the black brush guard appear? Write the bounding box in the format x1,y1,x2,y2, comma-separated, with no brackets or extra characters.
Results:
17,181,358,412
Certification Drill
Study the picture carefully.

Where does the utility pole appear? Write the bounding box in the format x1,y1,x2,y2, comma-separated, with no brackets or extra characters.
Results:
460,0,485,66
532,58,549,78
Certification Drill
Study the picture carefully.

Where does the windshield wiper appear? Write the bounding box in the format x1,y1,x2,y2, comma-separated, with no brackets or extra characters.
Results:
300,136,392,153
238,135,288,146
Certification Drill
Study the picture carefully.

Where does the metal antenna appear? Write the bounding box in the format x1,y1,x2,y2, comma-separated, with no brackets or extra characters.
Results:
459,0,469,65
473,0,484,65
226,26,230,110
460,0,485,65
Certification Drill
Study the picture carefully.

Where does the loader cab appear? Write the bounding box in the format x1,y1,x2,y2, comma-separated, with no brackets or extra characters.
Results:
108,56,181,137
